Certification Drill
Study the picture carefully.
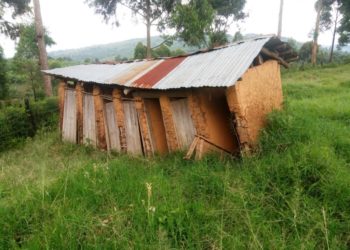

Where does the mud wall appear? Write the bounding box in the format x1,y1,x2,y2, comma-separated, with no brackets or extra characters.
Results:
190,89,239,154
226,60,283,150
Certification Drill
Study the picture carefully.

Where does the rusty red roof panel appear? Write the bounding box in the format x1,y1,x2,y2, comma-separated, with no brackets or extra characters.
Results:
132,57,186,88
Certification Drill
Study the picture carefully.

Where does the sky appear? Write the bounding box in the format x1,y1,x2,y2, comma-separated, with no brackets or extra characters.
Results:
0,0,337,58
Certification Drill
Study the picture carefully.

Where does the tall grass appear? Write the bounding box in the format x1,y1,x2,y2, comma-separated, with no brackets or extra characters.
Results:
0,65,349,249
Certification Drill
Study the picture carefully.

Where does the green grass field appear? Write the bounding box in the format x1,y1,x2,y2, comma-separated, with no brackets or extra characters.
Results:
1,64,350,249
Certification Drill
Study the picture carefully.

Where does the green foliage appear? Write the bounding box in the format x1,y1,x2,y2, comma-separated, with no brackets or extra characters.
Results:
133,42,147,59
11,23,55,100
0,0,30,38
232,31,243,42
298,41,331,64
0,46,8,99
0,98,58,152
171,0,246,48
133,42,185,59
338,0,350,46
1,65,350,248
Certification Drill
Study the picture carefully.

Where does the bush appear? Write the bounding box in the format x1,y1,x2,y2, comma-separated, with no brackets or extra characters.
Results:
0,98,58,152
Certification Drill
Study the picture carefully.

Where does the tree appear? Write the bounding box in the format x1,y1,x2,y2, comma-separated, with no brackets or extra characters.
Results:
232,31,243,42
134,42,147,59
0,0,30,38
86,0,178,59
277,0,284,38
329,1,340,62
338,0,350,46
33,0,52,96
0,46,8,99
134,42,177,59
153,44,171,57
13,24,55,100
170,0,246,48
311,0,333,65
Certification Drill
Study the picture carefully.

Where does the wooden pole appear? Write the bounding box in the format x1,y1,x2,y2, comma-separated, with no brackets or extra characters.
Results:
93,85,107,150
76,83,84,144
33,0,52,96
134,97,153,156
58,80,65,133
112,89,127,152
159,95,179,152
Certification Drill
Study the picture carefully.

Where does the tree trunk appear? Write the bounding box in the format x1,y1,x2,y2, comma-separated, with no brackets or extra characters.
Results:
33,0,52,96
329,7,339,63
312,2,322,65
146,0,152,59
277,0,284,38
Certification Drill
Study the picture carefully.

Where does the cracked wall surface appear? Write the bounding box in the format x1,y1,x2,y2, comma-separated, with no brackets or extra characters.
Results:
226,60,283,151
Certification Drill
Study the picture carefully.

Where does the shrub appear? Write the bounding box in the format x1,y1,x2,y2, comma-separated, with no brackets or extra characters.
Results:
0,98,58,152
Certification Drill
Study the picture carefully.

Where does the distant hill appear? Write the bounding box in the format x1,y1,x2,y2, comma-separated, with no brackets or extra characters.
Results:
48,36,197,62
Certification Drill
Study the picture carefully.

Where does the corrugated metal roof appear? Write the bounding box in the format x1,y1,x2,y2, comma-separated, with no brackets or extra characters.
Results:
132,57,186,88
152,37,269,89
44,36,287,90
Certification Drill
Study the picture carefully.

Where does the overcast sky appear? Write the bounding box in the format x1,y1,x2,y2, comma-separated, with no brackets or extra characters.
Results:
0,0,337,58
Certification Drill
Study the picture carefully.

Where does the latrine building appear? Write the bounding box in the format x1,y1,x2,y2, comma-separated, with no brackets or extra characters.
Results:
44,36,297,159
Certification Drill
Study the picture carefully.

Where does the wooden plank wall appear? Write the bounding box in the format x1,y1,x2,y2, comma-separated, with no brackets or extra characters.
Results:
62,89,77,143
83,94,97,146
123,101,143,155
104,102,121,151
170,98,196,149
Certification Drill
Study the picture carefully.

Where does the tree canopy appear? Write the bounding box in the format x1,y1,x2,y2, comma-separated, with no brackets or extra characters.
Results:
12,23,55,100
338,0,350,46
0,0,30,38
170,0,246,48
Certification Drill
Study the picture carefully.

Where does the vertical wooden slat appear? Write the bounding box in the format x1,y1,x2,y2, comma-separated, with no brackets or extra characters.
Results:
58,80,65,133
93,85,107,150
134,97,153,157
62,89,77,143
83,94,97,146
112,89,127,152
170,98,196,149
104,102,121,151
159,95,179,152
123,101,143,155
75,83,84,144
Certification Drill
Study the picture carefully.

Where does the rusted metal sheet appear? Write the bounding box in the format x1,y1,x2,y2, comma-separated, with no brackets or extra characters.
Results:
132,57,186,88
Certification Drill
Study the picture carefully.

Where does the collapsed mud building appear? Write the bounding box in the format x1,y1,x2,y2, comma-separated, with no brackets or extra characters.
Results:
44,36,297,159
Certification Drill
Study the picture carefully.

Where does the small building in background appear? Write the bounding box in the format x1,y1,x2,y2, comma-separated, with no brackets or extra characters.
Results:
44,36,297,159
